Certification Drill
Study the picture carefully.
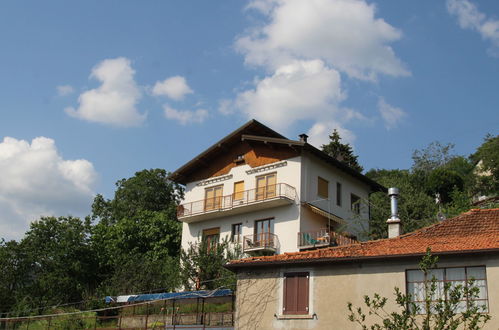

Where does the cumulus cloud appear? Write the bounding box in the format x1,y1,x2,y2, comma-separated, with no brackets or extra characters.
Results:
65,57,145,127
0,136,97,240
163,105,209,125
377,97,406,129
307,121,356,147
237,0,410,80
447,0,499,56
56,85,74,96
152,76,193,101
234,60,351,132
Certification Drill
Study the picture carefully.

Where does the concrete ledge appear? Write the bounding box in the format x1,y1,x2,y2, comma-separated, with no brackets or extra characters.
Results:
275,314,315,320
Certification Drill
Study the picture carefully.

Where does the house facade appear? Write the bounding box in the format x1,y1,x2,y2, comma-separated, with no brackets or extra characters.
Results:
227,208,499,330
169,120,385,256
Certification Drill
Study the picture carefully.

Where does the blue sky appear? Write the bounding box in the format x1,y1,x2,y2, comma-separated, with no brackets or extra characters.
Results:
0,0,498,239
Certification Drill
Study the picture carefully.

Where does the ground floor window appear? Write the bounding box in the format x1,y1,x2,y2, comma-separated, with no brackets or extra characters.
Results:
283,272,309,315
202,227,220,252
406,266,488,313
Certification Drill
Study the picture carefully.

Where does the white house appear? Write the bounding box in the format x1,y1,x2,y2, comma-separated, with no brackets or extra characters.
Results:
168,120,385,256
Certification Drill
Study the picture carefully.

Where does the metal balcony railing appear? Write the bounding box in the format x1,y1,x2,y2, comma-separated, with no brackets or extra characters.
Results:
297,229,357,249
242,233,279,253
177,183,296,218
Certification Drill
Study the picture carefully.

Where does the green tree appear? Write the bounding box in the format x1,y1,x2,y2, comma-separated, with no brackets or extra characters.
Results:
366,169,437,239
426,168,465,204
16,216,96,312
347,248,491,330
90,169,183,296
321,129,363,172
471,134,499,196
412,142,457,174
180,239,241,291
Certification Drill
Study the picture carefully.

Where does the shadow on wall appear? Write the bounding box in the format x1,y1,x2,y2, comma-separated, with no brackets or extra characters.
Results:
236,271,279,330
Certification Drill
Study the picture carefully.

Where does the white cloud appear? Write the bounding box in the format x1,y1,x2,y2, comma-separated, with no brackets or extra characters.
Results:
56,85,74,96
65,57,145,127
0,136,97,240
163,105,209,125
307,121,356,147
238,0,410,80
234,60,349,132
218,99,234,115
377,97,406,129
447,0,499,56
152,76,193,101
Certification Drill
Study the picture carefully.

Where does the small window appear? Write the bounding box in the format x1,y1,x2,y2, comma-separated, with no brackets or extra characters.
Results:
231,223,242,243
202,227,220,252
351,194,360,214
336,182,342,206
406,266,488,314
318,177,329,198
283,272,309,315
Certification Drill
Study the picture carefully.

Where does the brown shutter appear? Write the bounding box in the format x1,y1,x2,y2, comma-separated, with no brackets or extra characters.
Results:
283,273,309,315
318,177,329,198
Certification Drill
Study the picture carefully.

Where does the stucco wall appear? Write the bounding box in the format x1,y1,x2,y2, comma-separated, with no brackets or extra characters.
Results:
181,156,302,254
234,254,499,330
300,151,371,239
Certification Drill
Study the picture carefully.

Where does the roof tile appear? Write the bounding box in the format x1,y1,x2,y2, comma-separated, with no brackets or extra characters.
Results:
228,208,499,267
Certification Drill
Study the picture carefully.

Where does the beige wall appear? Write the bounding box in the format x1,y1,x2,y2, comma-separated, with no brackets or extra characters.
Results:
234,254,499,330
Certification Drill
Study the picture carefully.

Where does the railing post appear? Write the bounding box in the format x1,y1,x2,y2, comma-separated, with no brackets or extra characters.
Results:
144,302,149,330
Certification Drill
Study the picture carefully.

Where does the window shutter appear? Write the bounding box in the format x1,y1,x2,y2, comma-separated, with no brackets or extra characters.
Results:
283,273,309,315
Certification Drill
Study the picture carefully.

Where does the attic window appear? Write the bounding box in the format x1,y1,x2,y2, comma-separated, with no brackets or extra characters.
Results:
234,154,245,164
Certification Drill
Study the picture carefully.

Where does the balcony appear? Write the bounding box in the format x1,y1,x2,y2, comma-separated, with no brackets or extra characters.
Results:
177,183,296,223
242,233,279,254
297,229,357,250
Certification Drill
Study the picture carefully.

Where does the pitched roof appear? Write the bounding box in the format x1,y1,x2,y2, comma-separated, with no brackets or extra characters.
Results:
168,119,385,192
227,208,499,269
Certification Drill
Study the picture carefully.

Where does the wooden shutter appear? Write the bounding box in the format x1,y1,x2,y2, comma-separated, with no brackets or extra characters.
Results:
267,173,276,197
234,181,244,201
283,272,309,315
318,177,328,198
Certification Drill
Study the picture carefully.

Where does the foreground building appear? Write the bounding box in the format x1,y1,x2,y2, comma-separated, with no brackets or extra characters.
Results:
227,208,499,330
169,119,385,256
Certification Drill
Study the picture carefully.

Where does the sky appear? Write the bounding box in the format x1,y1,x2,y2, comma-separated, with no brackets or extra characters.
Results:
0,0,498,240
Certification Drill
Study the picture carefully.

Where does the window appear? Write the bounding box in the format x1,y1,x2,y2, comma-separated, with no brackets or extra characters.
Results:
351,194,360,214
231,223,242,243
256,173,276,200
254,218,273,247
336,182,342,206
406,266,488,314
283,272,309,315
202,227,220,252
233,181,245,201
318,177,329,198
205,185,223,211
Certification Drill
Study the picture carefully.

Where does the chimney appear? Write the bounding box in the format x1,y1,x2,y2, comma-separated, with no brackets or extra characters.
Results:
299,134,308,143
387,187,401,238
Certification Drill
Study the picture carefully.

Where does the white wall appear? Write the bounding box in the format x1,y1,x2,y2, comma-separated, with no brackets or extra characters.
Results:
181,156,302,254
300,151,371,239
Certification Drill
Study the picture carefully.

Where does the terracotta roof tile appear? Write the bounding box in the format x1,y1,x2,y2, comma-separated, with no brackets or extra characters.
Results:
228,209,499,268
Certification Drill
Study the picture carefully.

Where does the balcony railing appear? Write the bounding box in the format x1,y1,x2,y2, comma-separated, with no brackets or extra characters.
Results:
177,183,296,218
297,229,357,249
242,233,279,253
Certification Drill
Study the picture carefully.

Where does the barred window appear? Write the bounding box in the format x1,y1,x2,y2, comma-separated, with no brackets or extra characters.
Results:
406,266,488,314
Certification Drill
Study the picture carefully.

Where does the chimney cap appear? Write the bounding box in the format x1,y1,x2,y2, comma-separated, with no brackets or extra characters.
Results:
299,134,308,143
388,187,399,196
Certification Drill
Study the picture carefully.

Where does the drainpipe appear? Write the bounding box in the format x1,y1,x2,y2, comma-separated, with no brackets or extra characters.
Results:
387,187,401,238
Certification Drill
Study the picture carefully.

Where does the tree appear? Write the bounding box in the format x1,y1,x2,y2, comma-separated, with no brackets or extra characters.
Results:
180,239,241,291
16,216,97,311
412,142,457,174
90,169,184,296
426,168,465,204
366,169,437,239
321,129,363,172
471,134,499,196
347,248,491,330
